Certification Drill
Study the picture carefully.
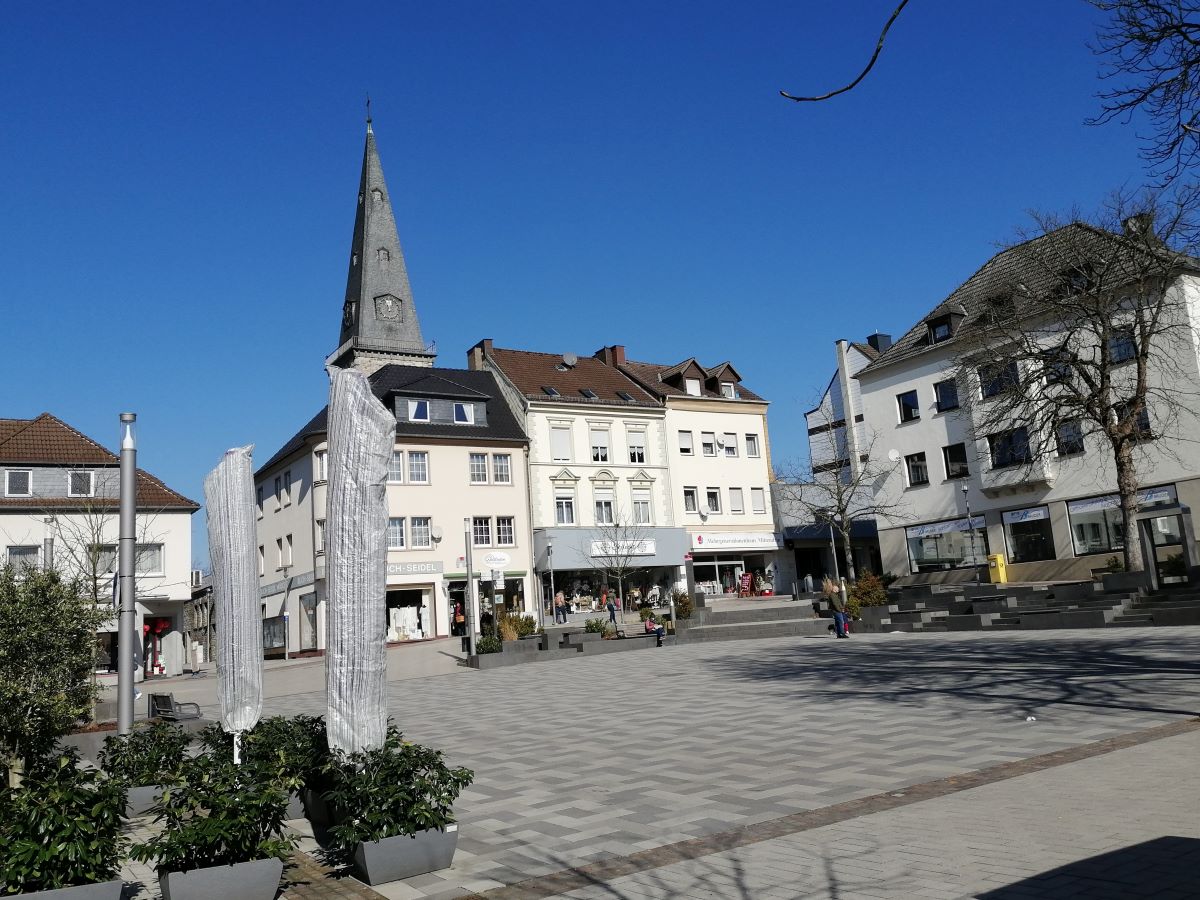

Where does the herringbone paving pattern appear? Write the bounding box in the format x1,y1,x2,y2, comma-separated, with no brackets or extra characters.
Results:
196,627,1200,898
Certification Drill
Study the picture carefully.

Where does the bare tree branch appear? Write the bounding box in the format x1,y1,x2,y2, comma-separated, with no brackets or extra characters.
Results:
781,0,911,103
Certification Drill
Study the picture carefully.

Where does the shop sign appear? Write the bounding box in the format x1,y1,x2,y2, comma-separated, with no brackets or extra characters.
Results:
481,551,510,569
1001,507,1048,525
904,516,985,539
690,532,782,550
1067,485,1176,514
386,561,444,576
590,538,656,557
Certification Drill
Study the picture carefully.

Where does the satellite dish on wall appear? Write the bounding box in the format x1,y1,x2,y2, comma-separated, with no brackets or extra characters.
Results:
431,526,444,542
887,449,901,462
562,352,578,367
700,504,712,517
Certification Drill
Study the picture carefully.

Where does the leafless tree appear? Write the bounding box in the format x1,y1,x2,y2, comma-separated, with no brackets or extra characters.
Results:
40,502,167,603
1091,1,1200,183
775,410,905,583
579,511,654,620
946,188,1200,573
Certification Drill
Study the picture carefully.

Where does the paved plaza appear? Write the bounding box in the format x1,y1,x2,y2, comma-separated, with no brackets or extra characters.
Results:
133,627,1200,898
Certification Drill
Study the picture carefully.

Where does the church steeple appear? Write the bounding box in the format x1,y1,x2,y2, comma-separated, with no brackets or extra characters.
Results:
330,120,435,373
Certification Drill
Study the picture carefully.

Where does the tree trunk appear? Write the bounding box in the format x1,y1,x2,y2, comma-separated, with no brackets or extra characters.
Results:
1115,443,1145,573
7,753,24,789
840,525,857,583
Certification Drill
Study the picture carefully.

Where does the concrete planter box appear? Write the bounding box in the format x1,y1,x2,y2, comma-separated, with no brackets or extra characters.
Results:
127,784,166,818
353,825,459,885
561,631,602,645
972,598,1017,615
17,881,123,900
160,858,283,900
500,639,541,654
1102,571,1152,593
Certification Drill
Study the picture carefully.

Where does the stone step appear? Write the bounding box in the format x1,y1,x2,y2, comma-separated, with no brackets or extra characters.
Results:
700,604,816,626
681,618,830,643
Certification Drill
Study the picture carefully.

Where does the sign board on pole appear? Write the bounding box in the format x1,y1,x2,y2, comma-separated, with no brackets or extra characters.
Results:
491,569,503,585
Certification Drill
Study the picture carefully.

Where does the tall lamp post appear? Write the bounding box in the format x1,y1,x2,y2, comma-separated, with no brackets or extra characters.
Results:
116,413,137,735
462,518,477,657
546,537,555,625
962,483,980,586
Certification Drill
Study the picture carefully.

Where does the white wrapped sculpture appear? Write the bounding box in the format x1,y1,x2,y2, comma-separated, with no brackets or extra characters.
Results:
204,445,263,759
325,366,393,753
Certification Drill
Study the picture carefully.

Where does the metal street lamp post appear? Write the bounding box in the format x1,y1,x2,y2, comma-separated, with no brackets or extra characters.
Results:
546,538,555,625
116,413,137,735
962,483,980,586
463,518,477,657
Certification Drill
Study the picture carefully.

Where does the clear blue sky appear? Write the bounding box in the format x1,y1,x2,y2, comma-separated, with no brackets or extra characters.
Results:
0,1,1152,566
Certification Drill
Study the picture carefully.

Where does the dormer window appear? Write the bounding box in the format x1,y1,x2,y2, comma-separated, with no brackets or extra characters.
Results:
453,402,474,424
408,399,430,422
67,470,94,497
720,383,738,399
685,378,701,396
5,470,31,497
580,389,598,400
928,317,953,344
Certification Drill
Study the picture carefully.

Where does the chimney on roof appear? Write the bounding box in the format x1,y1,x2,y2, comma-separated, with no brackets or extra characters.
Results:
866,332,892,353
1122,212,1160,244
468,338,493,371
594,345,626,367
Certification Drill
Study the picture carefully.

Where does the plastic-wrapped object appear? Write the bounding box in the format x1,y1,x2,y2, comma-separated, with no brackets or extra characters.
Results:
324,366,393,753
204,446,263,742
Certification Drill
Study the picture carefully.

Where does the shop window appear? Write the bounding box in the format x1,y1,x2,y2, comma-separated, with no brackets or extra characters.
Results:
942,443,969,479
934,379,959,412
979,360,1020,399
905,452,929,486
988,427,1032,468
1056,420,1085,456
897,390,920,423
904,518,989,573
1067,486,1177,556
1002,507,1055,563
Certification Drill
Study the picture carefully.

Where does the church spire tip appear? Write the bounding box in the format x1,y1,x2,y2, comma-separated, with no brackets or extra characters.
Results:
365,94,373,134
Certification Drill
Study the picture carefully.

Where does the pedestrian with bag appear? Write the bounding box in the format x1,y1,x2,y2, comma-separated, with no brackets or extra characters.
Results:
554,591,566,624
603,588,617,625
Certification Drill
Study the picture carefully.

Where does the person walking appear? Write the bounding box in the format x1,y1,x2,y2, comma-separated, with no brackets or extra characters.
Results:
554,591,566,624
604,589,617,625
829,584,849,639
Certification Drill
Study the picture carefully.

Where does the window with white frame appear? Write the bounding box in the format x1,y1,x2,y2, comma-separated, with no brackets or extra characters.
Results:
590,427,610,463
683,486,698,513
555,487,575,525
316,519,325,554
388,451,404,483
745,434,760,457
408,451,429,483
469,453,488,484
284,534,293,566
550,426,572,462
7,546,38,567
750,487,766,514
701,432,716,456
93,544,117,575
276,538,284,568
408,399,430,422
256,485,263,517
283,470,292,506
628,430,646,463
685,377,701,396
632,488,651,524
472,516,492,546
273,475,281,508
721,382,738,399
705,487,721,514
5,470,31,497
453,402,474,424
678,431,694,456
730,487,744,514
258,545,265,576
492,453,512,484
67,470,94,497
496,516,515,546
135,543,163,575
594,487,615,524
387,517,406,549
723,433,738,457
314,449,328,482
410,517,432,548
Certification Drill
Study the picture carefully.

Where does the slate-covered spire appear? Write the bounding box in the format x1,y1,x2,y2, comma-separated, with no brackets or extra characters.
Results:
330,120,435,372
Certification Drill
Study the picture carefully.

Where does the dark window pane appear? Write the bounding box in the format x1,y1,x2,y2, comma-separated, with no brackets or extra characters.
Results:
897,390,920,422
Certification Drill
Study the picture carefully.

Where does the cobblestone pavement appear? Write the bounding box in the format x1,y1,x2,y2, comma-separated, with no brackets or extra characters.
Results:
154,626,1200,898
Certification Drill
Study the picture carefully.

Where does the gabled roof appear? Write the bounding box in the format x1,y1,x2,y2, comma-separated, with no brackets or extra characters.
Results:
0,413,199,510
705,361,743,382
858,222,1200,377
256,365,528,476
848,342,880,360
620,360,766,402
486,347,659,407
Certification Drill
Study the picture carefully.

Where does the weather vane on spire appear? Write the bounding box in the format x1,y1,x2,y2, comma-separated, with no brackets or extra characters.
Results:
366,93,372,133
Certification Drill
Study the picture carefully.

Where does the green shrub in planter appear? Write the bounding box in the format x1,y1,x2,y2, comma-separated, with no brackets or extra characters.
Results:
99,721,190,786
510,614,537,637
475,634,502,654
671,591,693,620
131,747,297,874
322,726,472,868
0,749,126,894
583,617,607,633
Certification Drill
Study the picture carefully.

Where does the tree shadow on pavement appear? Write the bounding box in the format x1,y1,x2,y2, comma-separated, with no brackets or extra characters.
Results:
976,835,1200,899
703,632,1200,719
